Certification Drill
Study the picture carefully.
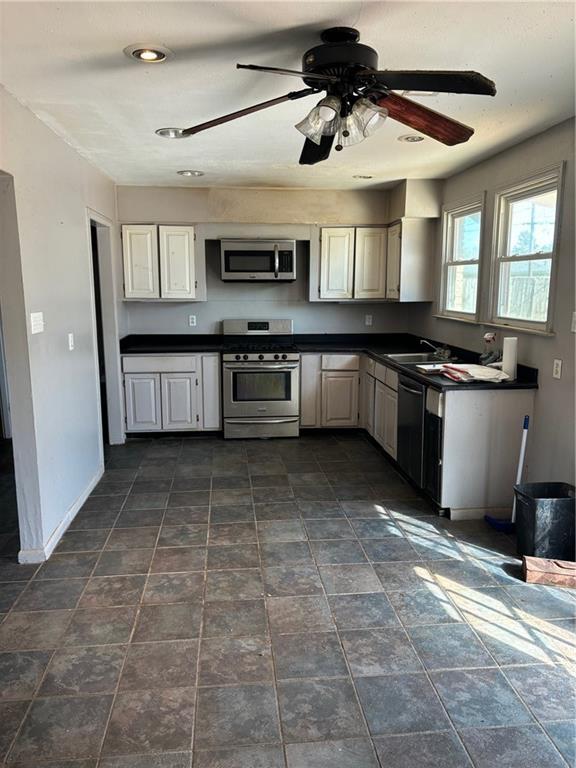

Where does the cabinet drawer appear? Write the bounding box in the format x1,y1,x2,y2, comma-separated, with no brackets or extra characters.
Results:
321,354,359,371
374,362,387,384
385,368,398,391
361,356,375,376
122,355,197,373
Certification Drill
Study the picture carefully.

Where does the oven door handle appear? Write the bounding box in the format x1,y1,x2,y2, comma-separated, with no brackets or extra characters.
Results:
274,244,279,278
227,417,299,424
223,363,299,371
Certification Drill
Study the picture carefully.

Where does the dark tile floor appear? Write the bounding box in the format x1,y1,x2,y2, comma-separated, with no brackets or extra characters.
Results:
0,433,574,767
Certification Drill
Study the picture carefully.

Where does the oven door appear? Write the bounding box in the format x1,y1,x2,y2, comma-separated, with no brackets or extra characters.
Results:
223,362,300,418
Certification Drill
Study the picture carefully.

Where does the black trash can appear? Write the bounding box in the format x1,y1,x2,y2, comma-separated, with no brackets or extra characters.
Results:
514,482,575,560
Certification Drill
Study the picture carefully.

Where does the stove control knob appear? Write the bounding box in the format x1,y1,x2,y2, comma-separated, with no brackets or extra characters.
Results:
235,354,241,361
274,354,280,360
281,353,288,360
243,354,249,361
258,354,264,361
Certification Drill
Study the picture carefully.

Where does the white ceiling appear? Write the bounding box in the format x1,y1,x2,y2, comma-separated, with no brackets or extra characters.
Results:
1,1,574,189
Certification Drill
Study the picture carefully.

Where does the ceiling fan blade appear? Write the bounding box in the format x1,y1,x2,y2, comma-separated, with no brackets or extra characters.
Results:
361,70,496,96
237,63,338,83
373,91,474,145
180,88,318,137
299,134,334,165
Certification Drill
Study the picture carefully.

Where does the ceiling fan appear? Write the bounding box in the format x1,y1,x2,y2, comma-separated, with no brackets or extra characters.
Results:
156,27,496,166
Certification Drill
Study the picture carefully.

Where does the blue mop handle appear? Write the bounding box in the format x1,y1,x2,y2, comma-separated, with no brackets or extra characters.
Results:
512,415,530,523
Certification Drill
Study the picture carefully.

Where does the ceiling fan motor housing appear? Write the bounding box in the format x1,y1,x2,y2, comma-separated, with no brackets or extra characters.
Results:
302,28,378,86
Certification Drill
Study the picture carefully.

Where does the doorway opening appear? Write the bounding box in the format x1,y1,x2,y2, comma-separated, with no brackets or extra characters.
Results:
90,221,109,445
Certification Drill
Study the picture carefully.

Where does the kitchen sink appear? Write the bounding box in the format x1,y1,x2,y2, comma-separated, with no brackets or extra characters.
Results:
386,352,447,364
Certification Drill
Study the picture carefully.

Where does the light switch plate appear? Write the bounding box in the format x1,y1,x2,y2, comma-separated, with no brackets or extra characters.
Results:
571,311,576,333
30,312,44,334
68,333,75,351
553,359,562,379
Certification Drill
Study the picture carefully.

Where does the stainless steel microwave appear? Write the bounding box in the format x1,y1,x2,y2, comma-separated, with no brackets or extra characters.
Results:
221,240,296,281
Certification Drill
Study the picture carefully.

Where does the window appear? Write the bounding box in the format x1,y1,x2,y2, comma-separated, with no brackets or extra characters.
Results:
440,199,483,318
492,168,562,330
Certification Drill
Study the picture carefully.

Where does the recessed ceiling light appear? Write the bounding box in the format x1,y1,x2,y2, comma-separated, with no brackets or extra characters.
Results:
156,127,186,139
124,44,173,63
177,170,204,177
353,175,373,179
398,134,425,143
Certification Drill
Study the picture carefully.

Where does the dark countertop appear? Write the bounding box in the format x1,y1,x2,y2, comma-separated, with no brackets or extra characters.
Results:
119,333,538,392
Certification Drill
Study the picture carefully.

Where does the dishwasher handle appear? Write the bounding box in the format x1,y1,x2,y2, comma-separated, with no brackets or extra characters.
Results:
398,381,424,396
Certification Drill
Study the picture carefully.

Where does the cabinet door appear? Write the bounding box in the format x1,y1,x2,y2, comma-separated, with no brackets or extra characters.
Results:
386,223,401,300
374,379,387,448
300,354,322,427
361,372,376,436
354,228,387,299
383,386,398,459
122,224,159,299
319,228,355,299
161,373,199,430
321,371,359,427
201,354,221,430
125,373,161,431
159,226,196,300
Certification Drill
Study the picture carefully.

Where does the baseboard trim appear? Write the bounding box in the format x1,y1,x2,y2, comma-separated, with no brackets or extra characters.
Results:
449,506,510,521
18,465,104,564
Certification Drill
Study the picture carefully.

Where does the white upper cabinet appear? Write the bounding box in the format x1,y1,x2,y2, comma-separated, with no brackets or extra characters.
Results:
354,228,387,299
386,218,435,302
159,226,196,300
319,227,355,299
122,224,197,300
122,225,160,299
386,223,401,300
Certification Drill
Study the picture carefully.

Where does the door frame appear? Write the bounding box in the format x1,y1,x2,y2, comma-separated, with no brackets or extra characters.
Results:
0,307,11,438
85,209,125,446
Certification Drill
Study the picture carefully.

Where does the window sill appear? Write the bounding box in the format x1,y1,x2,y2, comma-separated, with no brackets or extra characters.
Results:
433,314,556,337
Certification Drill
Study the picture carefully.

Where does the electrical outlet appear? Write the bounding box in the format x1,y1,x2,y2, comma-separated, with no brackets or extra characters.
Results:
365,314,373,327
68,333,75,351
188,315,196,327
553,359,562,379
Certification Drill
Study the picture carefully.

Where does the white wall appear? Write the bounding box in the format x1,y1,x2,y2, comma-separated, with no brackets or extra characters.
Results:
418,119,575,483
0,86,118,560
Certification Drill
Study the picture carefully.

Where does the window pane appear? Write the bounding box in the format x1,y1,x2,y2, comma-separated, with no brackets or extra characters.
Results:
498,258,552,322
507,190,557,257
453,211,481,262
446,263,478,314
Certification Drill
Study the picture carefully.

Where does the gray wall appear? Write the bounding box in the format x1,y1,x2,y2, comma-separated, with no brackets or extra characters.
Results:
0,86,117,559
417,119,575,483
125,244,425,335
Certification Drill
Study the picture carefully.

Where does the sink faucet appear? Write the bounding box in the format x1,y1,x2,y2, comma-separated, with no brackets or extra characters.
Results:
420,339,452,360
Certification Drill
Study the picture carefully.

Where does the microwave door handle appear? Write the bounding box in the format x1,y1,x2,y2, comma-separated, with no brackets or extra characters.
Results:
274,244,279,278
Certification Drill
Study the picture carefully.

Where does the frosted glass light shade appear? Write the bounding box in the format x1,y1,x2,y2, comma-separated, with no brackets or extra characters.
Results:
295,96,341,145
353,98,388,137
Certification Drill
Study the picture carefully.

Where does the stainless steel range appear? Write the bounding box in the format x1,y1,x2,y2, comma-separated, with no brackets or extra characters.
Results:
222,319,300,439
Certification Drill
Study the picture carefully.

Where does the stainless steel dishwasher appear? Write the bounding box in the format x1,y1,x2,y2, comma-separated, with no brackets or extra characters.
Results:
397,375,426,487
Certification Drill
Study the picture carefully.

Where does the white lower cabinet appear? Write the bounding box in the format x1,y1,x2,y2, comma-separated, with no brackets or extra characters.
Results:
124,373,162,432
382,385,398,458
373,377,398,459
122,354,220,433
321,371,359,427
300,354,322,427
161,373,198,430
361,372,376,436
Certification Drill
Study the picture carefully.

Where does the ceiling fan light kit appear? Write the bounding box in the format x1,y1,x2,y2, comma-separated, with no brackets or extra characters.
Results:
155,27,496,165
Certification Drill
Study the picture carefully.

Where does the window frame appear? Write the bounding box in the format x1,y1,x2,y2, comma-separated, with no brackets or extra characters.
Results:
438,195,485,321
489,164,564,332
